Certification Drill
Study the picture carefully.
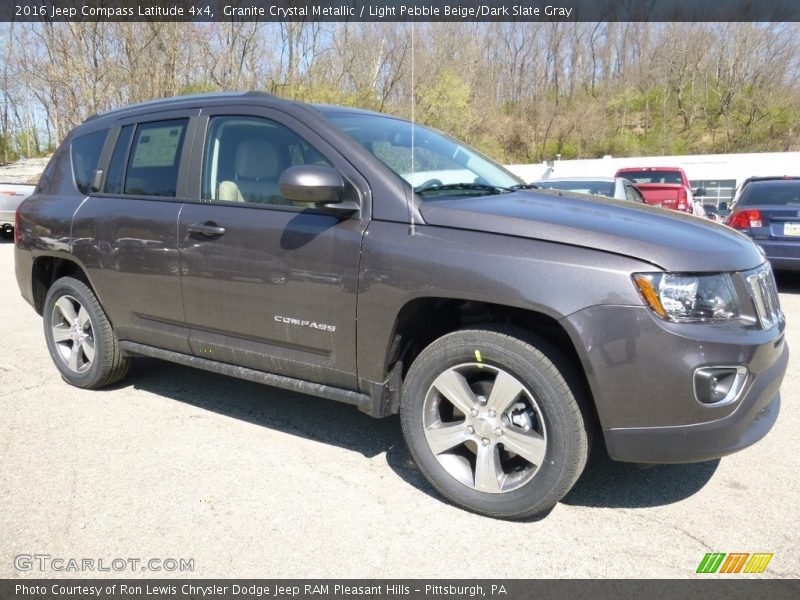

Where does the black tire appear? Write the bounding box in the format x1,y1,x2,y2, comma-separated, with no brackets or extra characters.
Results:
400,326,590,519
42,276,131,389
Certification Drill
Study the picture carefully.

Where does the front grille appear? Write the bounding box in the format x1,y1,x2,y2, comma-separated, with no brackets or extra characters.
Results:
746,264,782,329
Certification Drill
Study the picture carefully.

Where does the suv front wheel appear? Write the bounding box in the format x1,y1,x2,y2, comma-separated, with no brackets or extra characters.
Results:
43,277,131,389
400,326,590,519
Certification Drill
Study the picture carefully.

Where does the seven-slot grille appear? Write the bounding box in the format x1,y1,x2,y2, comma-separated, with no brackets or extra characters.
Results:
746,265,782,329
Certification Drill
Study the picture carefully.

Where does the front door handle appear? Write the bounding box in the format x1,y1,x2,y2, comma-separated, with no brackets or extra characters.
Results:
188,222,226,238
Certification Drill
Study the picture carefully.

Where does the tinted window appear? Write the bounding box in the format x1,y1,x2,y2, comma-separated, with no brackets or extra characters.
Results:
71,130,108,194
538,180,615,196
124,119,187,197
103,125,133,194
202,116,331,205
739,181,800,206
621,170,683,185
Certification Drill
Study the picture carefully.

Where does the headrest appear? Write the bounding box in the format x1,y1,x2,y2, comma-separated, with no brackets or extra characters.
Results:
235,139,279,179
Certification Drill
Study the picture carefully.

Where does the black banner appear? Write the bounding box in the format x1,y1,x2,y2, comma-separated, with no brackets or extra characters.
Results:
1,580,800,600
1,0,800,23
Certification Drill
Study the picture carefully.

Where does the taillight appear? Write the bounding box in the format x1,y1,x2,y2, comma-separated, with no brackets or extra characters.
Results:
14,204,23,244
677,188,689,212
726,209,763,229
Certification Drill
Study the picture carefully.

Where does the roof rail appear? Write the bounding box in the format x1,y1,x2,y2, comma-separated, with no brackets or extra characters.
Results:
84,91,275,122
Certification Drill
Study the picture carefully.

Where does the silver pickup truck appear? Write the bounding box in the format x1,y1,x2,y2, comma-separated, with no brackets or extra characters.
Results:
0,182,35,237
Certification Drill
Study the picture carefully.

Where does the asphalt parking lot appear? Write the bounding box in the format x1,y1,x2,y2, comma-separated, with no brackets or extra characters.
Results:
1,238,798,579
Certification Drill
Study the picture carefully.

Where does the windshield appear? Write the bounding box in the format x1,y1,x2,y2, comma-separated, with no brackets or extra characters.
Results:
621,170,683,185
322,110,524,198
739,181,800,206
537,180,615,197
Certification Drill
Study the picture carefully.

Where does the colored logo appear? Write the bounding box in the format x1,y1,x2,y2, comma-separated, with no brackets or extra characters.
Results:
696,552,773,574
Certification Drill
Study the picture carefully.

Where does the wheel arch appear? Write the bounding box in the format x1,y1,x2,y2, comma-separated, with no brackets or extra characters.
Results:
31,255,94,315
380,297,600,428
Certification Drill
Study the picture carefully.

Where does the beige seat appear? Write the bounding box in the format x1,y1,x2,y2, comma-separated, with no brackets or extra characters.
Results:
218,139,285,204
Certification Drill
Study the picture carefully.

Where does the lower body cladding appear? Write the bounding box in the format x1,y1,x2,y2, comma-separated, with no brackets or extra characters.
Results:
563,305,788,464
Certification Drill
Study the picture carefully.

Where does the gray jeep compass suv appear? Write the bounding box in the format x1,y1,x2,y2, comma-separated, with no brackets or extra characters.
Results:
14,92,787,519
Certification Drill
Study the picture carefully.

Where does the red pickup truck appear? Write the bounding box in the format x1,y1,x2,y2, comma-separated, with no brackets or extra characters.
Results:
615,167,697,214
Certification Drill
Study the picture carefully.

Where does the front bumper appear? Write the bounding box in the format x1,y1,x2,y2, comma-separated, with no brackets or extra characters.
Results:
562,302,787,464
604,344,786,463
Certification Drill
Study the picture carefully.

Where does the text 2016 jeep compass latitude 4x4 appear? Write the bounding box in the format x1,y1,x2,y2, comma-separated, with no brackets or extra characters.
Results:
15,93,787,519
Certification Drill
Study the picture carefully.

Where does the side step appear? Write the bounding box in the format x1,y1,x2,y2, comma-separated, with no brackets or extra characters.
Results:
119,341,373,413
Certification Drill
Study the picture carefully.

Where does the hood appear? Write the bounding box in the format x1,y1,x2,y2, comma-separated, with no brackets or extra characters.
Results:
418,190,764,272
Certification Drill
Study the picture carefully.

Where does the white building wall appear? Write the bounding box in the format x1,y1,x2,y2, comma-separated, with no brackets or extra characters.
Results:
506,152,800,188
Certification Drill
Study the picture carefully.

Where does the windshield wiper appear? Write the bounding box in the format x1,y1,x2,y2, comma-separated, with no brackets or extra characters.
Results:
509,183,541,190
414,182,514,195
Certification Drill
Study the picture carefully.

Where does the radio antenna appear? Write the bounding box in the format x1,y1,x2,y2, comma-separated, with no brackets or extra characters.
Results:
408,19,417,236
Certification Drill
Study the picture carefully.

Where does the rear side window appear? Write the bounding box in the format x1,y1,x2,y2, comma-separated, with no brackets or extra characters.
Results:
71,130,108,194
124,119,188,197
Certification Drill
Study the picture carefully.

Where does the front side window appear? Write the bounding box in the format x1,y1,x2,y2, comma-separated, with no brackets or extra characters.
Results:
202,116,331,206
124,119,188,197
322,111,524,200
71,129,108,194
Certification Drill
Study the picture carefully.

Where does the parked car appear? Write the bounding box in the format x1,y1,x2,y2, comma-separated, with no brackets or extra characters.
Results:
703,203,730,223
0,182,35,238
725,178,800,271
533,177,645,203
15,92,787,519
614,167,701,214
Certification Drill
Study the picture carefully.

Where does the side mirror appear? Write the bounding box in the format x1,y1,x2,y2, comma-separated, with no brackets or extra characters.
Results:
279,165,345,205
693,187,706,197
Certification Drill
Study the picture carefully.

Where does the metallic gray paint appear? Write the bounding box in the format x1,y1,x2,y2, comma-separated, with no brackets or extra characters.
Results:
356,221,653,383
420,192,764,272
562,304,786,429
13,92,788,465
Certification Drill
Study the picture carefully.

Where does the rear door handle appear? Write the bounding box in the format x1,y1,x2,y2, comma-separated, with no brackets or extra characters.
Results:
188,222,226,238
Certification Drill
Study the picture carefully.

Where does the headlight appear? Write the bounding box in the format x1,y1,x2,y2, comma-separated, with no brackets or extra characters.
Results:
632,272,741,322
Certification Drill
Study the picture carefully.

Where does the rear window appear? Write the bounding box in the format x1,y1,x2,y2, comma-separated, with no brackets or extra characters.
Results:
739,181,800,206
538,180,615,197
71,130,108,194
620,170,683,185
124,119,188,197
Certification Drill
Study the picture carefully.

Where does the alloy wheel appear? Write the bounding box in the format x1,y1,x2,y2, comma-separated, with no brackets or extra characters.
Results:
422,363,548,494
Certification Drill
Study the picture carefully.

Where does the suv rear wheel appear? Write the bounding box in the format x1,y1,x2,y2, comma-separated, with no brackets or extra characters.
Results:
43,277,131,389
400,326,589,519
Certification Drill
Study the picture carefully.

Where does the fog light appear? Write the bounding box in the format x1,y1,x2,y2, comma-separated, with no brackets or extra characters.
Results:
694,367,748,406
